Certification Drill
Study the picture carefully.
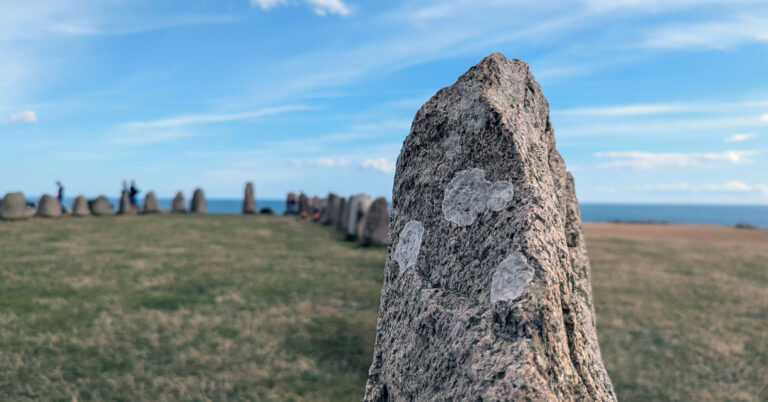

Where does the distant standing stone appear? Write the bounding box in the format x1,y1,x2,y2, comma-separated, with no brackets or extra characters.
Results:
364,53,615,401
243,182,257,214
0,192,28,220
171,192,186,213
360,197,388,247
191,188,207,213
118,192,136,215
324,193,339,225
89,196,114,216
298,193,310,216
144,191,161,213
346,194,371,240
72,195,90,216
36,194,62,217
336,197,347,231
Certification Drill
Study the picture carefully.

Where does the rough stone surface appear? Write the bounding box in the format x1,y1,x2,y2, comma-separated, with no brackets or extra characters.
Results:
36,194,62,217
171,192,186,213
89,196,114,216
118,192,136,215
72,195,91,216
346,194,371,239
144,191,161,213
365,53,615,401
360,197,388,247
191,188,207,213
243,182,257,214
0,192,28,220
324,193,340,225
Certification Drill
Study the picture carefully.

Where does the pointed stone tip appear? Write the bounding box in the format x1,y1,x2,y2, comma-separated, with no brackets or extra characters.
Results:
477,52,530,73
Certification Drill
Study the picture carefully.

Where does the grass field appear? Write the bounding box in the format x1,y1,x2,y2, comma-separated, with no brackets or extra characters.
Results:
0,216,766,401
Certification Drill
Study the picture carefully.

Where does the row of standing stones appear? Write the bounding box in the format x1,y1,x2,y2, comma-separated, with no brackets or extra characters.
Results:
0,188,209,219
285,191,389,247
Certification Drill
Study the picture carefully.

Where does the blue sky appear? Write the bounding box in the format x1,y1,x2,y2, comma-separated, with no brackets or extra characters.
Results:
1,0,767,204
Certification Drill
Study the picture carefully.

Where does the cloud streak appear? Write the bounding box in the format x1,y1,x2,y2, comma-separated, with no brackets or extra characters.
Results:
250,0,350,16
120,105,310,129
595,150,757,169
724,133,756,142
10,110,38,123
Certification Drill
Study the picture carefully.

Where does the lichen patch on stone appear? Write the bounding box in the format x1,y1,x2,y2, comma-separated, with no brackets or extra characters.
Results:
490,253,535,303
441,168,514,226
395,220,425,273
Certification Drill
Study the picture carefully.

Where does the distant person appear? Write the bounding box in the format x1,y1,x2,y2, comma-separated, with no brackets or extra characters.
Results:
288,193,298,215
56,181,66,213
129,181,140,208
300,211,308,222
312,209,320,222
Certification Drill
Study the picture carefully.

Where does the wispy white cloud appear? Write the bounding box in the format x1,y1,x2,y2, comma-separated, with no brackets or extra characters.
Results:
724,133,756,142
556,103,693,117
250,0,350,16
643,15,768,50
595,150,757,169
361,158,396,174
762,113,768,122
120,105,310,129
10,110,38,123
291,157,351,168
645,181,768,196
291,156,396,173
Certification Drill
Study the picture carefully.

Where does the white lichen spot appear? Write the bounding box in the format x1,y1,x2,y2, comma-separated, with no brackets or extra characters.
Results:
491,253,535,303
442,168,514,226
395,220,425,273
444,131,462,160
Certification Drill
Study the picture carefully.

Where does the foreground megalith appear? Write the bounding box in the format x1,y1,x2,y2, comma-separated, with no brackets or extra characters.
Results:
191,188,207,213
0,192,28,220
365,53,615,401
36,194,62,217
89,196,113,216
243,182,257,214
144,191,161,213
360,197,388,247
72,195,90,216
171,192,186,213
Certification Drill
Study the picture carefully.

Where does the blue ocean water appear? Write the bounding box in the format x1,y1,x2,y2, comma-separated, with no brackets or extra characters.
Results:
57,197,768,228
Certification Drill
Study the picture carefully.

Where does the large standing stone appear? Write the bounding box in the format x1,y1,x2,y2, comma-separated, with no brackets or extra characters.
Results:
144,191,161,213
191,188,207,213
0,192,28,220
243,182,257,214
355,196,373,240
89,196,114,216
346,194,371,239
360,197,388,247
118,192,136,215
36,194,62,217
364,53,615,401
171,192,187,213
72,195,90,216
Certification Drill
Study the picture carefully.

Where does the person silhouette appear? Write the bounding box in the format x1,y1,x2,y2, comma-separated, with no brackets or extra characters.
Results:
129,181,140,208
56,181,66,213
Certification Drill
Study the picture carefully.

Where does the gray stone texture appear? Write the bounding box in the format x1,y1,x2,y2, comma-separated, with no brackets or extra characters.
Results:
346,194,371,239
172,192,186,213
36,194,62,217
0,192,28,220
244,182,257,214
191,188,207,213
324,193,340,225
144,191,161,213
365,53,615,401
360,197,388,247
72,195,91,216
89,196,114,216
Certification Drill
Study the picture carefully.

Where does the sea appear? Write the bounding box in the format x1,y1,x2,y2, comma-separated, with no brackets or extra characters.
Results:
58,198,768,229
